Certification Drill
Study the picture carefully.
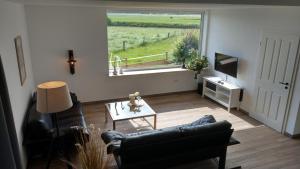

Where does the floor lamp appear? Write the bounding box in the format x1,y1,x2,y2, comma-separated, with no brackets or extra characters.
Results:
36,81,73,135
36,81,73,169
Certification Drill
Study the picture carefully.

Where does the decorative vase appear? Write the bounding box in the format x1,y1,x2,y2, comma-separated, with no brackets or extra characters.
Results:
113,66,118,75
182,58,186,69
119,67,123,74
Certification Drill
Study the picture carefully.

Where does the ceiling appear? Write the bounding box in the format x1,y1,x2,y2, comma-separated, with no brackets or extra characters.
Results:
10,0,300,7
102,0,300,6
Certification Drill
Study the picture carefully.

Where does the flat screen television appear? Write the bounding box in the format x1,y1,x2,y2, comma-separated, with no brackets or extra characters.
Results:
215,53,238,78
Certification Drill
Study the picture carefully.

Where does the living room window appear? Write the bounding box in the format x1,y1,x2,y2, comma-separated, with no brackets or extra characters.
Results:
107,10,204,73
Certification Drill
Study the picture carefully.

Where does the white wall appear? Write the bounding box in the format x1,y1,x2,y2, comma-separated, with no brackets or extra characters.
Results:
0,1,35,168
25,5,196,102
206,7,300,134
24,3,300,135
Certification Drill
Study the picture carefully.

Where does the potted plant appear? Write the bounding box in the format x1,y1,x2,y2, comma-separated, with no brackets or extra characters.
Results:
75,124,105,169
186,49,208,79
173,32,199,68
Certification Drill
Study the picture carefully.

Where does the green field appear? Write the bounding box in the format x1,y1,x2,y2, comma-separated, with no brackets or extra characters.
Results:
108,26,197,53
107,13,201,68
113,36,178,66
108,14,201,28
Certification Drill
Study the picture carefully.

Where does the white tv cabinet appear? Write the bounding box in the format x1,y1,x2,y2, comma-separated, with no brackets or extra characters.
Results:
202,76,242,112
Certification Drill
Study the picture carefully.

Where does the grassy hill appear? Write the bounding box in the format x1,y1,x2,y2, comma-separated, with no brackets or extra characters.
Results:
107,13,201,67
108,13,201,28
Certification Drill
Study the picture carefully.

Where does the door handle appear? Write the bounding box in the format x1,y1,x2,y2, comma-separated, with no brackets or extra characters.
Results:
279,82,289,86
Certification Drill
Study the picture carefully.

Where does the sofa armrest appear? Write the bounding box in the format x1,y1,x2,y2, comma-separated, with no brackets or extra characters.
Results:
107,141,121,154
24,120,54,144
101,130,126,144
228,137,240,146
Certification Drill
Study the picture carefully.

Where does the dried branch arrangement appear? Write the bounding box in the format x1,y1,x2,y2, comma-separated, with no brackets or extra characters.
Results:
75,124,105,169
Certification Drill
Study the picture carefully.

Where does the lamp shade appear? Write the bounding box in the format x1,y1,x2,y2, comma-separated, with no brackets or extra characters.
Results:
36,81,73,113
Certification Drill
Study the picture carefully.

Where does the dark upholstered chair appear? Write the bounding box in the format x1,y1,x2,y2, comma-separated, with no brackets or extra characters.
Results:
101,115,234,169
23,93,88,158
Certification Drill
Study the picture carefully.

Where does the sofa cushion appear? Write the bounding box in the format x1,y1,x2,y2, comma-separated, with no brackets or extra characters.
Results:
180,120,232,134
120,127,182,155
119,128,182,163
179,120,233,146
190,115,216,126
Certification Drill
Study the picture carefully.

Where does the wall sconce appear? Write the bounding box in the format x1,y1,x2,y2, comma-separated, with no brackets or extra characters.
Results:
67,50,77,75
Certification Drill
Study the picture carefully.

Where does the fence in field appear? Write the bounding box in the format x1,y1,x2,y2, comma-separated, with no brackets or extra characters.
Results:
109,52,170,67
121,31,181,51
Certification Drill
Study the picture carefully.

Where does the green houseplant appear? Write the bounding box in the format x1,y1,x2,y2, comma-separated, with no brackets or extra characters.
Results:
186,49,208,79
173,32,199,68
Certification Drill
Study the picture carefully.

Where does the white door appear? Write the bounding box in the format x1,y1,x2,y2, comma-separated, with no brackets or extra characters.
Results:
252,32,299,132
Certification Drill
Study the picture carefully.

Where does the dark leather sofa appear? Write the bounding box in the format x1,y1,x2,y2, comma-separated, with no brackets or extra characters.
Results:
23,92,88,158
101,115,234,169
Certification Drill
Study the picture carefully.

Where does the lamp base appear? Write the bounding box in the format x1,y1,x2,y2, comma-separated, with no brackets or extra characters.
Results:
51,113,60,137
46,113,72,169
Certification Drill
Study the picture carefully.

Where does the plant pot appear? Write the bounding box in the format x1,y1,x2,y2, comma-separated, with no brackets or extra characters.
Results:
194,70,202,79
194,72,198,79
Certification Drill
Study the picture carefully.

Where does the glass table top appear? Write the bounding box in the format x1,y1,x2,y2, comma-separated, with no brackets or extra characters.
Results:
105,99,156,121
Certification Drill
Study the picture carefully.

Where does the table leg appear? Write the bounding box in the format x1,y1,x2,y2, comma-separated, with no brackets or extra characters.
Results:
154,115,157,129
105,109,108,123
113,121,116,130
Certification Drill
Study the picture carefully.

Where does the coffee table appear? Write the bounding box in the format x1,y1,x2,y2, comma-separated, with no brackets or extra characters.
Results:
105,99,157,130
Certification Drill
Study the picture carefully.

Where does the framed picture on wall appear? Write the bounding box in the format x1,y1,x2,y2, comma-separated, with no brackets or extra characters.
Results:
14,35,27,86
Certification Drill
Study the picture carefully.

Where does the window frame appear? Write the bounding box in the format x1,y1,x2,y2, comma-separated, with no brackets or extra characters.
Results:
106,9,206,73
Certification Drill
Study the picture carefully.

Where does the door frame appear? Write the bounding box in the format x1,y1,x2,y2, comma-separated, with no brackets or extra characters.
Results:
282,40,300,134
0,55,22,169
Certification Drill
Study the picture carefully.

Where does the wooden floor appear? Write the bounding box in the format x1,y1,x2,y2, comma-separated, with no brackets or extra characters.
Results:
29,92,300,169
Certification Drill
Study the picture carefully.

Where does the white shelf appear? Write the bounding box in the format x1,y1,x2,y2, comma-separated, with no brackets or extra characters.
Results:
217,87,230,96
204,87,216,94
217,90,230,97
203,76,240,90
202,76,242,112
217,95,230,104
205,90,216,99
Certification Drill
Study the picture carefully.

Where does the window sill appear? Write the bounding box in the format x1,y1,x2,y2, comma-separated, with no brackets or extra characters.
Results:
109,68,191,77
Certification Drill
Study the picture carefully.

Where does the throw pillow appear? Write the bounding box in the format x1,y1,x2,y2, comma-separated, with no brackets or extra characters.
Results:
190,115,216,126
